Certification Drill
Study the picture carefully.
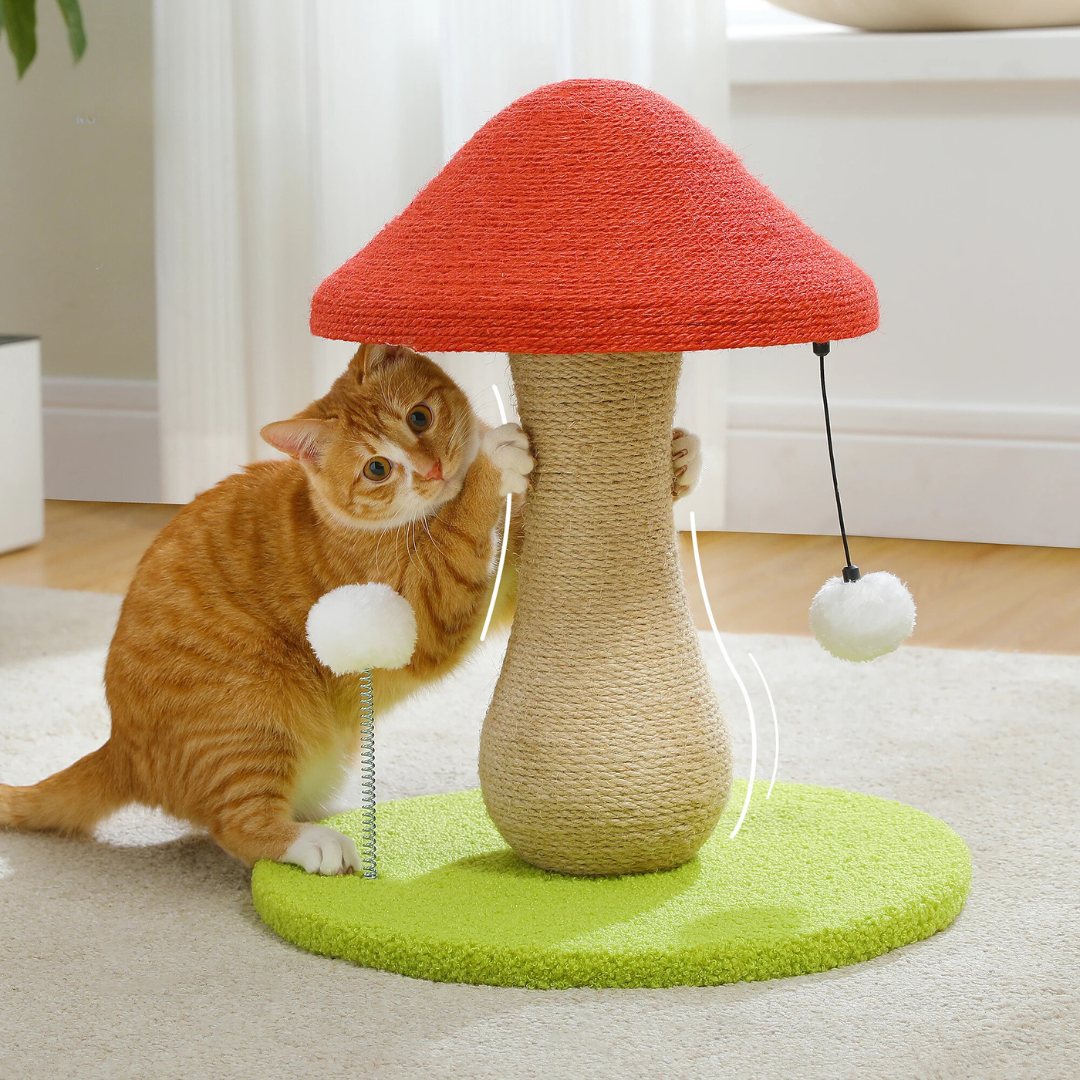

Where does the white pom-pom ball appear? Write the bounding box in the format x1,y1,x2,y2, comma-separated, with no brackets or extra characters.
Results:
810,571,916,662
306,583,417,674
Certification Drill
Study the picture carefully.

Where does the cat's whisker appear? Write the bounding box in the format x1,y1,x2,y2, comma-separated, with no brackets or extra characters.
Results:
373,526,387,576
406,521,420,567
421,515,447,560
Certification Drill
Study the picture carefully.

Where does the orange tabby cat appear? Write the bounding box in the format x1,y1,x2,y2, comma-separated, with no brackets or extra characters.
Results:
0,344,701,875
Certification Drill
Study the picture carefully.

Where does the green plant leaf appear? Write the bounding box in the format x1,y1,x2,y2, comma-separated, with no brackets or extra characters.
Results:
1,0,37,78
54,0,84,61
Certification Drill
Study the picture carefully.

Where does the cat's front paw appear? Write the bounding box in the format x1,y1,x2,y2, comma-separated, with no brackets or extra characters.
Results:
482,423,534,496
672,428,702,500
281,824,362,875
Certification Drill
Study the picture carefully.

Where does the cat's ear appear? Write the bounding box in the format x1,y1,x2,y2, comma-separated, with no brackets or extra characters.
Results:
260,418,337,465
349,343,408,381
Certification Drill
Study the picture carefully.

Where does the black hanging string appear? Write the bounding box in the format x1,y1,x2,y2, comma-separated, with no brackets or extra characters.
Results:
814,342,860,583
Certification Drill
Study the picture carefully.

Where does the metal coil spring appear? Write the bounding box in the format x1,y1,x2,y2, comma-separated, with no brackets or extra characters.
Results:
357,668,377,878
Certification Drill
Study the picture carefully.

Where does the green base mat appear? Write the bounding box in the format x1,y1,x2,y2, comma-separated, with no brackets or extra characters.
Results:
252,783,971,989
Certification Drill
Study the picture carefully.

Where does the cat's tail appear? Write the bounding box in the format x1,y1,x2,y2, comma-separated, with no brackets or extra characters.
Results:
0,743,128,836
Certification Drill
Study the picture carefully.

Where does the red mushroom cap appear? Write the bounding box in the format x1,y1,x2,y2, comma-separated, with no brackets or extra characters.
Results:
311,79,878,354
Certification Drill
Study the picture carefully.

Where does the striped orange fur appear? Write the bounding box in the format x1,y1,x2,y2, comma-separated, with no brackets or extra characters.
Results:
0,345,698,873
0,346,524,868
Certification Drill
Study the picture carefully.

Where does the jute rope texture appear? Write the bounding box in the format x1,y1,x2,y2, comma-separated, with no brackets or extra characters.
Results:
310,81,878,354
479,352,732,875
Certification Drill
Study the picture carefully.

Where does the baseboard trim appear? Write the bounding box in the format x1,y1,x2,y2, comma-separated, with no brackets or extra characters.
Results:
730,396,1080,442
36,382,1080,545
42,377,162,503
727,396,1080,548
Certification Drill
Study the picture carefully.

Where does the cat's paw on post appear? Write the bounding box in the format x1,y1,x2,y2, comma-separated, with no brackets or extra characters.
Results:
672,429,702,500
281,823,362,875
482,423,534,496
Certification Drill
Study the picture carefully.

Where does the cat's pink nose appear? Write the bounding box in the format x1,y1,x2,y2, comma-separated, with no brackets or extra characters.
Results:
424,460,443,481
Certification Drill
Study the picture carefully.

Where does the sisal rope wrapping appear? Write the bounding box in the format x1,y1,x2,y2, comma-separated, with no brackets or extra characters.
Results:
479,352,732,875
310,80,878,354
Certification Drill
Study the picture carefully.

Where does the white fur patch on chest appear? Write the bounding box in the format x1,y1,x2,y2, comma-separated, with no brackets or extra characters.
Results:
292,732,351,821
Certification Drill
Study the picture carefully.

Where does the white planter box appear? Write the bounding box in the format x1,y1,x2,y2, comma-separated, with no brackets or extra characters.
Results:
0,336,45,554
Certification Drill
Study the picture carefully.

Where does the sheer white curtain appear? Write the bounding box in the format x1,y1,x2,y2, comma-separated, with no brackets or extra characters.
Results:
154,0,730,524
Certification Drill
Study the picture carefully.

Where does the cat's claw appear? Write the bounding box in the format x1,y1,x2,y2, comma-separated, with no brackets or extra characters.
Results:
672,429,702,500
281,824,362,875
482,423,534,496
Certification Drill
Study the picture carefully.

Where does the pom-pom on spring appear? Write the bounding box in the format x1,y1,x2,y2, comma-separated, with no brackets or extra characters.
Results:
305,583,417,880
357,668,377,878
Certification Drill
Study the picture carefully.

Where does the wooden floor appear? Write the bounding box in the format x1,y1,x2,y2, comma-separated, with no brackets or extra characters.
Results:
2,501,1078,654
680,531,1080,655
0,501,180,595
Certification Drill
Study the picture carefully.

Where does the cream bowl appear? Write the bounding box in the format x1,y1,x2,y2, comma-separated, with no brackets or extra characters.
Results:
766,0,1080,31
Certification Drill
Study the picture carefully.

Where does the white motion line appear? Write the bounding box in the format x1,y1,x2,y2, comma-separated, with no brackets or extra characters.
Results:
748,652,780,800
479,384,514,643
690,511,757,839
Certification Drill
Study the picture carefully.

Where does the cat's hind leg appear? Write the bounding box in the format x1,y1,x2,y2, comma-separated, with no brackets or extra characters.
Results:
169,697,359,875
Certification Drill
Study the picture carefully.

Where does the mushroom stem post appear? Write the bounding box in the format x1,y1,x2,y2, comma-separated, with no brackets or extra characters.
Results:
479,351,732,875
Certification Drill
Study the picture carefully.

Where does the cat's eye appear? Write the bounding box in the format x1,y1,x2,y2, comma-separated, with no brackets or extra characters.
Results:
407,404,432,433
363,457,392,482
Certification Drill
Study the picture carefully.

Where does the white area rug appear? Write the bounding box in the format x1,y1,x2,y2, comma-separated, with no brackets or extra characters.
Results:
1,585,1077,1080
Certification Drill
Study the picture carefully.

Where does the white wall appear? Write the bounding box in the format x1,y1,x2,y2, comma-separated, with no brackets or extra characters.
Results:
0,0,155,382
724,22,1080,547
0,0,159,502
30,3,1080,549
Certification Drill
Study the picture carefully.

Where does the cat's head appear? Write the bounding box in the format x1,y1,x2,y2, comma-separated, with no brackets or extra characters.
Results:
260,345,480,530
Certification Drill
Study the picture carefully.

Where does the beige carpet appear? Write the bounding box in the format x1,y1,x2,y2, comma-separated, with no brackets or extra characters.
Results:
1,584,1077,1080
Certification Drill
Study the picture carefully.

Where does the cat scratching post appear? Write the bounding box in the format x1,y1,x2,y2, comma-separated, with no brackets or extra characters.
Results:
260,82,969,990
484,350,726,873
309,80,878,875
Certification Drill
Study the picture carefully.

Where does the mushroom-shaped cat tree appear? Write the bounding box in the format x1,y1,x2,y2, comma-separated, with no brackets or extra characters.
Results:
252,80,969,986
310,79,875,877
